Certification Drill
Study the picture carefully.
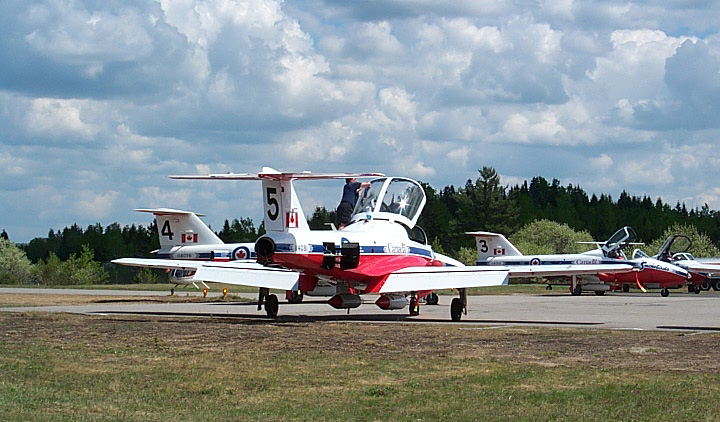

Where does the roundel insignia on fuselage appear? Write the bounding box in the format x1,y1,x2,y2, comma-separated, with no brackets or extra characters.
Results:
530,257,541,265
233,246,250,260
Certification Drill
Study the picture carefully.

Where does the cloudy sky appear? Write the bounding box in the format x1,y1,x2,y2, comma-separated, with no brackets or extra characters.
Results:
2,0,720,242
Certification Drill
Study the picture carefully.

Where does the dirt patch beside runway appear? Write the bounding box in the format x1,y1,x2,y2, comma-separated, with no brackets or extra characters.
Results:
0,293,249,307
1,312,717,373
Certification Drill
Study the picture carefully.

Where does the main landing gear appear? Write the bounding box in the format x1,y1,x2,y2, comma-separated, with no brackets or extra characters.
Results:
409,295,420,316
258,287,279,318
450,288,467,322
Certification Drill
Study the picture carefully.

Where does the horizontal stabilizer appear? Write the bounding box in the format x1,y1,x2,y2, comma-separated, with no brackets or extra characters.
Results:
135,208,205,217
379,267,509,293
169,168,384,181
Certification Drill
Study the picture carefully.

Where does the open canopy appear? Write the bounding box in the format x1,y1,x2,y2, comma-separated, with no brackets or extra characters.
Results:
351,177,426,228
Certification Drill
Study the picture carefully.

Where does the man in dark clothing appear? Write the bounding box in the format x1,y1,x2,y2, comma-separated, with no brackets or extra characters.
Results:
336,178,370,229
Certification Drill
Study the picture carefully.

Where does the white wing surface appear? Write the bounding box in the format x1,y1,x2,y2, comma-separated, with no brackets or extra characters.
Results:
675,260,720,276
111,258,298,290
504,263,635,278
379,267,509,293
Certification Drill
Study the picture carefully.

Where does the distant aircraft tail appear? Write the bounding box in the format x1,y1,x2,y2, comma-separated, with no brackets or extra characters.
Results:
467,231,523,263
136,208,224,248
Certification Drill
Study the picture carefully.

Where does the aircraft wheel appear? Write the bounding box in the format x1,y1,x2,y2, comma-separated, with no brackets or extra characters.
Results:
694,285,701,294
713,280,720,291
571,285,582,296
661,288,670,298
426,292,439,305
546,285,552,291
170,288,175,296
450,298,463,322
265,294,279,318
594,290,605,296
409,298,420,316
288,291,303,304
688,285,695,293
622,284,630,293
700,281,712,291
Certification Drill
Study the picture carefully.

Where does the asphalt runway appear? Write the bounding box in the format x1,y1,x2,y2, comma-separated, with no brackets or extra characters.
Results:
3,287,720,331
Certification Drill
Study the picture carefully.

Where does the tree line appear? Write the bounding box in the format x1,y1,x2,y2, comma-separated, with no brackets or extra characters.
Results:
2,166,719,284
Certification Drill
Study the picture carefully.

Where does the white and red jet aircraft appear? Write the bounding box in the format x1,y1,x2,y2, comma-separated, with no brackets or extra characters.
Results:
469,226,691,296
641,234,720,292
114,168,514,321
134,208,256,293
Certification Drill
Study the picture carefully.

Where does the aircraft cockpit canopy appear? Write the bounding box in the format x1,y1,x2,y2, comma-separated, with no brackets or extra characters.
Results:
352,177,426,228
602,226,637,255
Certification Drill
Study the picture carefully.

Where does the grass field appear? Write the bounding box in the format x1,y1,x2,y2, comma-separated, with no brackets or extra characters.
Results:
1,312,719,421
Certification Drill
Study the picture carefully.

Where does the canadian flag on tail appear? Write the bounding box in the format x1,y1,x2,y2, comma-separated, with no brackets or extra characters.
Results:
182,233,199,243
494,247,505,255
286,211,299,228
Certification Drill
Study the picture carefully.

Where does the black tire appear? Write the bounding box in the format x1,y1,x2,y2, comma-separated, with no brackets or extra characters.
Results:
701,281,712,291
571,285,582,296
426,292,439,305
622,284,630,293
713,280,720,291
594,290,605,296
265,294,279,318
450,298,463,322
694,285,701,294
688,285,695,293
661,288,670,298
546,285,552,291
288,291,303,304
409,298,420,316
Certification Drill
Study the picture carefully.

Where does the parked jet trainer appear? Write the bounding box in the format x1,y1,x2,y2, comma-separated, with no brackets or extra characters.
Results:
470,227,692,296
116,168,514,320
644,233,720,292
135,208,256,293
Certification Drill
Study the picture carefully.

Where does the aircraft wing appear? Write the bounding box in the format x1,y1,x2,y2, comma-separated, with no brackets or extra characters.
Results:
379,267,509,293
112,258,298,290
675,260,720,276
503,263,636,278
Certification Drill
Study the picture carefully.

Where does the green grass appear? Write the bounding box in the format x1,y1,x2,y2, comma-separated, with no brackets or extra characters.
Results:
1,313,719,421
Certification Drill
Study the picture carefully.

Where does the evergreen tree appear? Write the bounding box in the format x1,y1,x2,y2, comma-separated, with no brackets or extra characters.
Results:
308,206,336,230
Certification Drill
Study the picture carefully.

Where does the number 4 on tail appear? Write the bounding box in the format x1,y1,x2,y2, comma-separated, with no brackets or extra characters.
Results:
161,220,174,240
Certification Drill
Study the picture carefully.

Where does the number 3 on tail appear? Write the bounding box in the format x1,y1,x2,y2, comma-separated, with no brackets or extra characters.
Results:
478,239,488,253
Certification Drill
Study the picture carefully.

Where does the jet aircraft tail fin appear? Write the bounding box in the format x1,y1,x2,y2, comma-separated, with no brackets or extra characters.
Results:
136,208,224,248
467,231,523,263
260,177,310,234
168,167,383,234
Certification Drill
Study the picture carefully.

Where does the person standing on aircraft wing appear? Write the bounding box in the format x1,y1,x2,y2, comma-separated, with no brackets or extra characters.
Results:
336,178,370,230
